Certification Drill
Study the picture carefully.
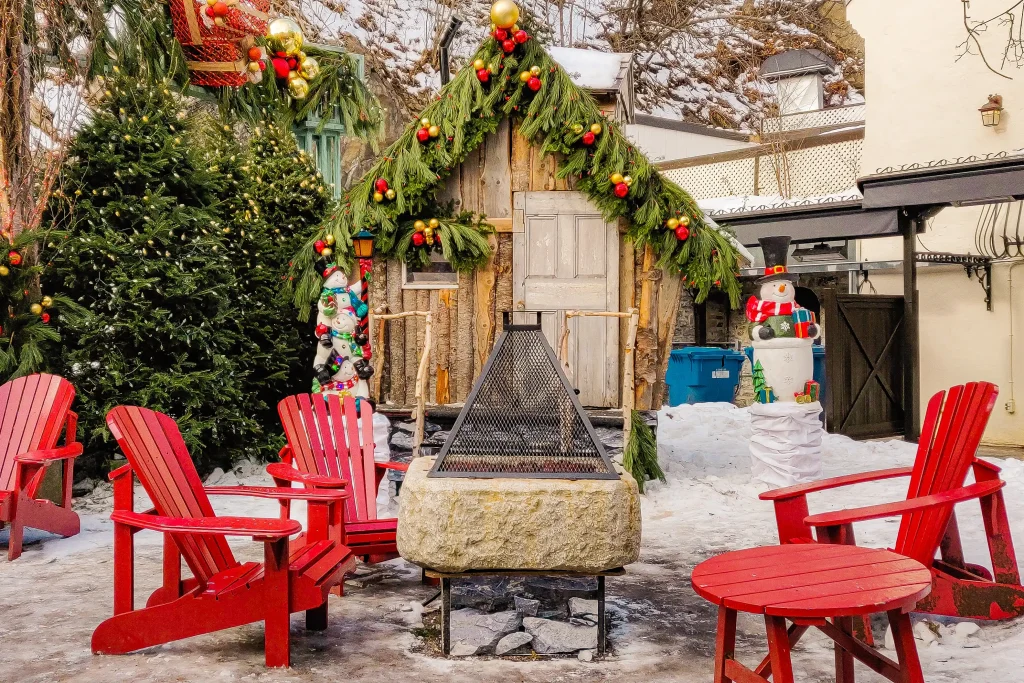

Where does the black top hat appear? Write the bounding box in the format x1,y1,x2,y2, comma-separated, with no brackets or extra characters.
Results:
757,235,798,284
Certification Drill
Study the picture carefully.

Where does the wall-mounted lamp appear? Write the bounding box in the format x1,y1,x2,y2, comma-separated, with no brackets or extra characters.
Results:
980,94,1003,127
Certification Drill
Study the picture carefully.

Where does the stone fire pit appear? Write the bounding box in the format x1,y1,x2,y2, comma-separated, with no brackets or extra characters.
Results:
397,456,641,573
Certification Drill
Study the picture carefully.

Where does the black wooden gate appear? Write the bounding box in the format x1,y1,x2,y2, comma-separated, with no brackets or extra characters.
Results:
823,291,906,439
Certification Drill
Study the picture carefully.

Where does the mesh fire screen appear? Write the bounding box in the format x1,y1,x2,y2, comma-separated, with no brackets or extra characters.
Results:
428,320,618,479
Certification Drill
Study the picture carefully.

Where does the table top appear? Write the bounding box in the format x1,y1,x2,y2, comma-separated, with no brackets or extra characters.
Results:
691,544,932,618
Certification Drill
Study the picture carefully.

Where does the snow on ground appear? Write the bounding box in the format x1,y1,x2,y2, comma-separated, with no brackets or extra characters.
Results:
1,402,1023,681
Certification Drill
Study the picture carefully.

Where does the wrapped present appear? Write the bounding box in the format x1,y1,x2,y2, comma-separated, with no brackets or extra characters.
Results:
169,0,270,47
792,308,817,338
803,380,819,402
756,386,777,404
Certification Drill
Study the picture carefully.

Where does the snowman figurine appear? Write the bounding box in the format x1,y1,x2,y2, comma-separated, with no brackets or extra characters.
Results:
746,236,820,403
313,263,373,397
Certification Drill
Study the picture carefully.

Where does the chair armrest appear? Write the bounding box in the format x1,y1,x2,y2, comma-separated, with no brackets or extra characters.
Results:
111,510,301,538
973,458,1002,475
205,484,349,502
759,467,914,501
266,462,348,489
15,443,84,463
376,461,409,473
109,463,132,481
805,480,1006,528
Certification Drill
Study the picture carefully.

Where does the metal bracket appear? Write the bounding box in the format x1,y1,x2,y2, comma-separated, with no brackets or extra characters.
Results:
914,252,993,311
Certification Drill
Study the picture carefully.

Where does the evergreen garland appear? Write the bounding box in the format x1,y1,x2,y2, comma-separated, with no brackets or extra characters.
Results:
622,410,665,494
290,18,742,312
392,211,493,273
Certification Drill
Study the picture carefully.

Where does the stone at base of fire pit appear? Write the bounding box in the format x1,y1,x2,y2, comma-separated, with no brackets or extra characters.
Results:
397,457,641,573
524,617,598,653
450,609,523,656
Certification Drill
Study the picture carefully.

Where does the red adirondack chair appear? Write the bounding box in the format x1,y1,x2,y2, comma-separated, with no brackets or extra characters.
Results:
761,381,1024,621
272,393,408,563
0,373,81,561
92,406,357,667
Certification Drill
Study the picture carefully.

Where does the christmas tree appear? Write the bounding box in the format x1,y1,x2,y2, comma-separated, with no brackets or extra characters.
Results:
45,71,259,471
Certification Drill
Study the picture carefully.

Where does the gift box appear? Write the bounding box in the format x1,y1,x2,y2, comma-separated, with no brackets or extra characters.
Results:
792,308,817,338
756,386,777,404
803,380,820,402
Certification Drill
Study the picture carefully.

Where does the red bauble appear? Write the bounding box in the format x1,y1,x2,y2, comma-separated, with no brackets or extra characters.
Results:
248,46,262,61
7,251,21,266
258,60,267,71
41,313,50,324
477,68,490,82
374,178,389,193
494,28,508,41
582,131,595,145
614,182,629,198
502,39,516,53
315,323,329,336
205,6,215,17
272,57,290,79
675,225,690,241
416,127,431,142
411,232,425,247
527,76,542,91
212,1,228,16
514,30,529,44
314,240,326,253
276,51,287,58
287,57,298,69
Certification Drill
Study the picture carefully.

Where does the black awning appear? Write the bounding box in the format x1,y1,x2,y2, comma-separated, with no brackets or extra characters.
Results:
860,157,1024,210
712,202,900,247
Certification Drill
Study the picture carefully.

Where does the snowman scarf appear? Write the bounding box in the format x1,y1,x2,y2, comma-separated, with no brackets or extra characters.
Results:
746,296,796,323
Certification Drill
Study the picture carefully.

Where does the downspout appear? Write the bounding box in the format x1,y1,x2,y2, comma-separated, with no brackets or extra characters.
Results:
438,15,464,86
1009,260,1024,414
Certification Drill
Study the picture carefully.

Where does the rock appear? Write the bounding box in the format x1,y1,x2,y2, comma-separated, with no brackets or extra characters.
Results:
394,421,416,434
450,609,522,655
453,576,522,611
390,431,416,451
514,596,540,617
954,622,981,638
913,621,938,646
570,617,597,627
494,631,534,655
523,617,598,654
578,649,594,662
569,598,598,618
884,625,895,651
72,477,95,496
398,458,641,573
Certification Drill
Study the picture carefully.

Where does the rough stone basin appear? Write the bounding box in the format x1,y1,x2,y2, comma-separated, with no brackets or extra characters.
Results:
396,457,642,573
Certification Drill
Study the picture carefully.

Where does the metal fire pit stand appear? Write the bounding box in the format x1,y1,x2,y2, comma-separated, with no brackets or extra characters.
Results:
424,567,626,657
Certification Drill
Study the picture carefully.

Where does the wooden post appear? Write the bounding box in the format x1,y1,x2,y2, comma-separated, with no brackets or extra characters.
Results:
374,311,432,455
635,245,661,410
369,306,389,403
902,211,920,441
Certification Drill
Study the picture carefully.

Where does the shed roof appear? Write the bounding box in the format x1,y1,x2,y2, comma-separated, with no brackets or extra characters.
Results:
549,47,632,92
761,49,835,79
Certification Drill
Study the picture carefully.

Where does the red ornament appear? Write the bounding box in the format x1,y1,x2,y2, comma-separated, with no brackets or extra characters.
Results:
272,57,290,79
205,6,215,17
675,225,690,241
374,178,389,193
416,127,430,142
287,57,298,70
314,240,326,253
248,46,262,61
41,313,50,324
527,76,542,91
258,60,267,71
502,40,516,53
7,251,21,266
476,68,490,82
581,131,595,145
411,232,425,247
614,182,629,198
494,28,508,41
513,30,529,44
276,51,287,58
212,1,228,16
315,323,329,336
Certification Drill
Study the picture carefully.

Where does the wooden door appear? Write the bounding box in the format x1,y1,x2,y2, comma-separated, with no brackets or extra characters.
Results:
512,191,619,408
823,290,906,439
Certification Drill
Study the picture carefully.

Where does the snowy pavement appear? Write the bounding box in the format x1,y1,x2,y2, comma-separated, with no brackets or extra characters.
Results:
2,402,1023,681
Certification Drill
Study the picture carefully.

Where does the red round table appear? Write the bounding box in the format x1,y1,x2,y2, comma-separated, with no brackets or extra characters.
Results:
691,544,932,683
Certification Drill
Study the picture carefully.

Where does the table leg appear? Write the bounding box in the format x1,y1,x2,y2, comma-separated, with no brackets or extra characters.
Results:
765,616,796,683
441,577,451,656
714,607,737,683
597,576,607,655
888,610,925,683
834,617,856,683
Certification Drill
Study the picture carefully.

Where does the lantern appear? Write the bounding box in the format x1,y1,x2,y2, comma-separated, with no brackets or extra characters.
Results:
352,229,375,259
980,95,1003,128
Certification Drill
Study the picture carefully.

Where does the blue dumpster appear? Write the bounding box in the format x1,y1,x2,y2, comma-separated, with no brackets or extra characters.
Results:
743,345,827,403
667,347,747,406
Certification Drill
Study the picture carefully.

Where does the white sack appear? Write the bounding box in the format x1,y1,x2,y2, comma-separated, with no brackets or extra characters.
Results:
749,401,823,488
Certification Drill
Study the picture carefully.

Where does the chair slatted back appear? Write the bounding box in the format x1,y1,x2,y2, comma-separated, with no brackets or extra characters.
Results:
106,406,238,583
0,374,75,494
278,394,377,523
896,382,998,564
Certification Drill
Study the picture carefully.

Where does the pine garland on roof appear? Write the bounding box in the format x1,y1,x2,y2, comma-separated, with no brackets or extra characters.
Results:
289,9,742,314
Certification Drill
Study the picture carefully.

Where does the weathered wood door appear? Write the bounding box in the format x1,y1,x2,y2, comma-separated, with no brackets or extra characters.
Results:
512,191,619,407
823,290,906,439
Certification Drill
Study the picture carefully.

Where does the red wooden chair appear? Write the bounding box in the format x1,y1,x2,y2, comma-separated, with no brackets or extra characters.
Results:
761,381,1024,621
0,373,81,561
272,393,408,563
92,406,357,667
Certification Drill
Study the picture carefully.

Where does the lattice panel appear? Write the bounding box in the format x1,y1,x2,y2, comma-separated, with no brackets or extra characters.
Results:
664,158,758,201
762,104,866,134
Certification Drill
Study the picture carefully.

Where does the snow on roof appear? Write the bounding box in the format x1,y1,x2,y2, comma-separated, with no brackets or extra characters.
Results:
761,49,835,79
548,46,631,91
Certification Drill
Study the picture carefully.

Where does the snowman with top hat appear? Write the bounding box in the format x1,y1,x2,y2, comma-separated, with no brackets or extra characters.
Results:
746,236,820,404
312,263,373,400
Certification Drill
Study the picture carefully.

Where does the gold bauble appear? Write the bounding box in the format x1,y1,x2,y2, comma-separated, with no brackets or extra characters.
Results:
420,117,431,127
490,0,520,29
41,296,54,308
572,123,584,134
666,217,680,230
590,122,603,135
298,56,320,81
428,218,440,229
529,65,541,76
473,58,486,71
678,214,691,227
385,188,396,200
0,266,10,276
623,175,633,186
519,71,530,82
247,61,260,73
413,220,427,232
288,76,310,99
373,191,384,203
324,234,336,246
609,172,624,185
321,247,333,258
30,303,43,316
427,125,440,138
424,226,435,243
267,17,304,56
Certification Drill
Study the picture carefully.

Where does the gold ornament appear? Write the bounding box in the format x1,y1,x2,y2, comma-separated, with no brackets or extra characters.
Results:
247,61,260,73
424,226,435,244
623,175,633,186
572,123,584,134
324,234,336,246
298,56,320,81
413,220,427,232
30,303,43,316
590,122,603,135
428,218,440,229
385,188,396,200
267,17,304,56
420,116,431,127
321,247,333,258
678,214,691,227
288,76,310,99
666,217,680,230
490,0,520,29
0,266,9,276
428,125,440,138
529,65,541,76
473,58,486,71
609,172,624,185
373,191,384,203
520,71,531,83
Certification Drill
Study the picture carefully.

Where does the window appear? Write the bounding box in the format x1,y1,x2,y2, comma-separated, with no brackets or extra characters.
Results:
402,250,459,289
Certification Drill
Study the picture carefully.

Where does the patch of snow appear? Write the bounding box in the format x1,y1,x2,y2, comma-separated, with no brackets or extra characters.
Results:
548,47,628,91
